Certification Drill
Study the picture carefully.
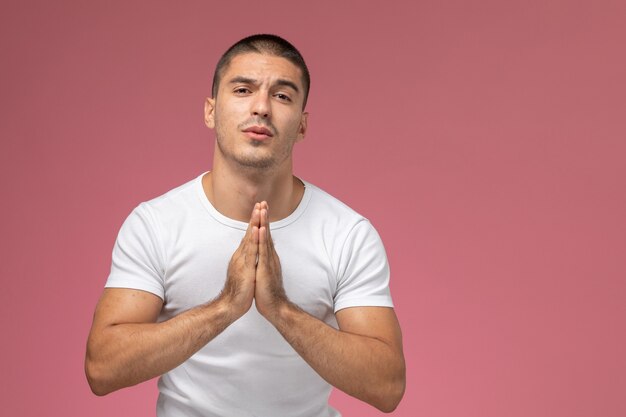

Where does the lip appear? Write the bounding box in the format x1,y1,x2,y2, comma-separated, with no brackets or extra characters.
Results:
243,125,274,140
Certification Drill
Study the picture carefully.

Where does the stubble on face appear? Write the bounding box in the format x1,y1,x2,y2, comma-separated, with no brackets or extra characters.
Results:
210,54,305,172
214,113,293,170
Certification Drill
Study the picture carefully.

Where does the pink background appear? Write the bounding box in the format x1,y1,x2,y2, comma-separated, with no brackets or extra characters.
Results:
2,0,625,416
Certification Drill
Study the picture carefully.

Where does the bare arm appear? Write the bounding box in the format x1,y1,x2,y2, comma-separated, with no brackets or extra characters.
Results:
254,203,406,412
85,205,261,395
273,304,405,412
85,289,237,395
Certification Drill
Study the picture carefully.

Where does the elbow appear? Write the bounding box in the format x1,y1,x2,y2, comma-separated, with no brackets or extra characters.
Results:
372,363,406,413
88,383,111,397
85,358,116,396
376,377,405,413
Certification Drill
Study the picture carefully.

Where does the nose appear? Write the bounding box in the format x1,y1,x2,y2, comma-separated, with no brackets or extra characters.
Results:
251,92,271,118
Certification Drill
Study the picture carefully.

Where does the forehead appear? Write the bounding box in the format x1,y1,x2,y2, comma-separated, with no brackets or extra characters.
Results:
220,53,303,88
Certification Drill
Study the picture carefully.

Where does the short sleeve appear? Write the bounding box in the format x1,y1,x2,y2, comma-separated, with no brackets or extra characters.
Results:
333,219,393,312
105,204,165,300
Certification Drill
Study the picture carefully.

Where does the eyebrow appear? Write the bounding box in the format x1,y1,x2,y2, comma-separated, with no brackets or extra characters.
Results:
275,79,300,93
228,76,300,93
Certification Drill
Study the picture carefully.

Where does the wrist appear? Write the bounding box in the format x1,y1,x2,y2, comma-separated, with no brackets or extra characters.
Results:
267,299,298,327
211,293,245,324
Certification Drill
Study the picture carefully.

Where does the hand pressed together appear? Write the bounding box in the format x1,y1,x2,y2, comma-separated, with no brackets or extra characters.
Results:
255,202,289,321
220,203,259,319
221,201,289,322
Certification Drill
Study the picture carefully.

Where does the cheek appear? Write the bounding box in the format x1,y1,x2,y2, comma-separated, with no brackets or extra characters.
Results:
214,109,238,133
285,117,304,137
215,100,245,123
213,116,234,143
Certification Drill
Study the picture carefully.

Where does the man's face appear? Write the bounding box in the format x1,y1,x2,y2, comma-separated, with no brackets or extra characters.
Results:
205,53,308,170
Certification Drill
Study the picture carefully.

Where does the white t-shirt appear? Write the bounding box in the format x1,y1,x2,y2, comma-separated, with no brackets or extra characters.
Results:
106,173,393,417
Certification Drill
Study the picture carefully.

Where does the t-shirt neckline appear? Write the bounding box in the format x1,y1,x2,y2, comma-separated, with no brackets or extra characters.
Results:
194,172,312,230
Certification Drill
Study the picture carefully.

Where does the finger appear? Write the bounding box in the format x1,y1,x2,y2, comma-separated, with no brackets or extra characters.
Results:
257,203,273,257
258,225,268,266
242,205,259,242
240,204,260,259
260,207,267,229
249,203,261,230
259,203,272,235
259,201,268,225
261,204,275,251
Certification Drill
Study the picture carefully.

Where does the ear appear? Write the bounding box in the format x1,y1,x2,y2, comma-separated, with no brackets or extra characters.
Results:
296,112,308,142
204,98,216,129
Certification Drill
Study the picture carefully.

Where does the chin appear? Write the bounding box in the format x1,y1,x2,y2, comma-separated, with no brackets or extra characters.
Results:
234,155,276,170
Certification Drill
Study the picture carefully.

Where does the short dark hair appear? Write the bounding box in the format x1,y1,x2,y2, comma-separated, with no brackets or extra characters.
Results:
211,34,310,108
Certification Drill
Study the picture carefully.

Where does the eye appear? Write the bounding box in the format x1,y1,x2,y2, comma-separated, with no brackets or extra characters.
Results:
233,87,251,95
274,93,292,102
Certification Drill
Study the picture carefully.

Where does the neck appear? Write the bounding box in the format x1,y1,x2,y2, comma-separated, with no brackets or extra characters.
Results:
202,157,304,223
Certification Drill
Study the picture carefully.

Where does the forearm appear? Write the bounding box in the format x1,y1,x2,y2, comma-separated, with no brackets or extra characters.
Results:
271,303,406,412
85,297,235,395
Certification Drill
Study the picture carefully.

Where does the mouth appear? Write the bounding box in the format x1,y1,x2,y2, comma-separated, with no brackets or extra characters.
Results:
243,125,274,140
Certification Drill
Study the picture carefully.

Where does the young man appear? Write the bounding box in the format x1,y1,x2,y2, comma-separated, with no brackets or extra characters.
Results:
86,34,405,416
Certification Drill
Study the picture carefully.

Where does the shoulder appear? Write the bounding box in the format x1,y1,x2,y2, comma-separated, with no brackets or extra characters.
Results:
129,173,204,223
115,174,206,241
298,180,381,250
142,174,201,211
301,180,366,225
